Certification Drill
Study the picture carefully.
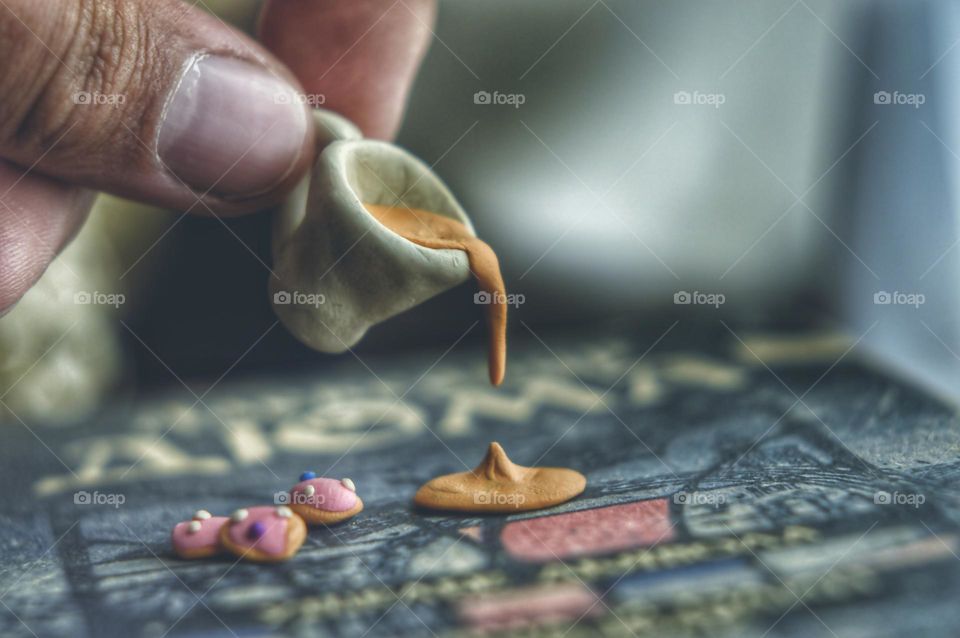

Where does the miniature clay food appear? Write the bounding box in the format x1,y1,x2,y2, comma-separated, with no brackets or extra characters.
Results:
289,475,364,525
219,506,307,562
171,510,229,559
414,442,586,513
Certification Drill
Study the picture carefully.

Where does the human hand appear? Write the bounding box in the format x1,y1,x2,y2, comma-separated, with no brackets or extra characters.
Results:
0,0,436,313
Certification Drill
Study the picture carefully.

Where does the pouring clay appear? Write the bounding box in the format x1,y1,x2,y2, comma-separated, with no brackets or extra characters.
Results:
270,109,507,385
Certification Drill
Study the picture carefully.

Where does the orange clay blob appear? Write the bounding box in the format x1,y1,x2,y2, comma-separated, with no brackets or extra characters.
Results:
413,442,586,513
363,203,506,386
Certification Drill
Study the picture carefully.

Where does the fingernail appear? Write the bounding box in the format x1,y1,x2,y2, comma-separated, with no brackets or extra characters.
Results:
158,55,309,198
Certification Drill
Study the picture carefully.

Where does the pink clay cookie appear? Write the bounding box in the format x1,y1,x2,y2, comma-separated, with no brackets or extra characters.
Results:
288,474,363,526
171,510,229,559
219,506,307,562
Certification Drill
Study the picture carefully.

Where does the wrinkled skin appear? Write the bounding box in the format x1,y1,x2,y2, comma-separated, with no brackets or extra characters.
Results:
0,0,436,314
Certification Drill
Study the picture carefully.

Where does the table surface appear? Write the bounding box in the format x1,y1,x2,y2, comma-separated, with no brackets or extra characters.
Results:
1,320,958,637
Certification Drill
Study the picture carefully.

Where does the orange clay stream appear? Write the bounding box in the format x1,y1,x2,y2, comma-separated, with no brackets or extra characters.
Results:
363,203,507,386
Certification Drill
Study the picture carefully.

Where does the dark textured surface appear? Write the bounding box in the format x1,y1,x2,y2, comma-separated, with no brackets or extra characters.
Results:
1,322,958,637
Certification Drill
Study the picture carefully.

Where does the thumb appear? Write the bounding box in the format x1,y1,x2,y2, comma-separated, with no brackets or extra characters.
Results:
0,0,314,214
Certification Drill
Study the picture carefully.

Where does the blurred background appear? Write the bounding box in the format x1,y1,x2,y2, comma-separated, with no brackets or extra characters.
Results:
3,0,959,420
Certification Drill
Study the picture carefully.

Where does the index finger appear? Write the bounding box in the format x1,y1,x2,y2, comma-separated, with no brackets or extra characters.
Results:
258,0,437,141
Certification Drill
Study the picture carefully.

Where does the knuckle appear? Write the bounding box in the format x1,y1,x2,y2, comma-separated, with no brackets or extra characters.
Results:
0,0,155,161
